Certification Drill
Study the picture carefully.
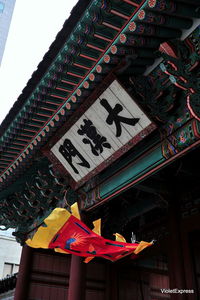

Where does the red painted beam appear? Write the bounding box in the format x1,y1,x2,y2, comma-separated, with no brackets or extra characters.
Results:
80,53,97,62
56,87,73,93
94,34,112,42
110,9,129,20
124,0,139,7
67,72,84,79
102,22,121,31
86,43,105,52
61,79,78,86
73,63,90,70
50,94,66,100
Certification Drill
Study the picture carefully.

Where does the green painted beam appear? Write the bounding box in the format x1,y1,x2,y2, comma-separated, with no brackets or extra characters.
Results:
99,146,165,199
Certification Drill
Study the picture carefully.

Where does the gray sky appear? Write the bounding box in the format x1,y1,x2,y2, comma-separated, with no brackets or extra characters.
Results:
0,0,78,124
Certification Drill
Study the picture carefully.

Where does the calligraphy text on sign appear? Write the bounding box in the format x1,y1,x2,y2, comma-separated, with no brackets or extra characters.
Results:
51,80,151,182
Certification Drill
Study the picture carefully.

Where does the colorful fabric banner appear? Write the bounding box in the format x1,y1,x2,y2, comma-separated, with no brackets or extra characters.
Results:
26,204,152,262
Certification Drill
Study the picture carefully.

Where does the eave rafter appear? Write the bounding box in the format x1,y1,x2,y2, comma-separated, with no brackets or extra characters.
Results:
0,0,199,188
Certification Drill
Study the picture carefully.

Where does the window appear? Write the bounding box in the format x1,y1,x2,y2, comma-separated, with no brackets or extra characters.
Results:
0,2,4,13
3,263,19,278
3,263,12,277
13,264,19,274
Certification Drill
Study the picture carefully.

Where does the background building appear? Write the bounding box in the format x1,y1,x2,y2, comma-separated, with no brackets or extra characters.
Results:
0,0,16,65
0,229,21,279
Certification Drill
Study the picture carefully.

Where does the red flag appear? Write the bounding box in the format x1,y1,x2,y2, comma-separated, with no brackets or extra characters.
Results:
26,206,152,262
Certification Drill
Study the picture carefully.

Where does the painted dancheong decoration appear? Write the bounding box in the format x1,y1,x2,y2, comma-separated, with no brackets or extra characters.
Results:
26,203,152,263
51,80,153,182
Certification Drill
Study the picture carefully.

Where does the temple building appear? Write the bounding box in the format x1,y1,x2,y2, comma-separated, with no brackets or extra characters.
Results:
0,0,200,299
0,229,21,279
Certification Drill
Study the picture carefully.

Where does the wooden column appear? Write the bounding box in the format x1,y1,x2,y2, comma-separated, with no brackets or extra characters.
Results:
68,255,86,300
167,189,187,300
180,216,200,300
109,263,119,300
14,245,32,300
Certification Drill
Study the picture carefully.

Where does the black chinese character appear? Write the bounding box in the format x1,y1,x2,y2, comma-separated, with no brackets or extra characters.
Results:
59,139,90,174
77,119,111,156
100,99,140,137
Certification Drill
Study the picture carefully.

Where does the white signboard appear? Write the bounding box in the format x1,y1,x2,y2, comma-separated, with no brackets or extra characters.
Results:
51,80,152,182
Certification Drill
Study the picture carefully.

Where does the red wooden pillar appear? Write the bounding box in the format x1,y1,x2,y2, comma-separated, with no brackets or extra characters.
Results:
68,255,86,300
167,191,187,300
14,245,32,300
180,215,200,300
104,262,118,300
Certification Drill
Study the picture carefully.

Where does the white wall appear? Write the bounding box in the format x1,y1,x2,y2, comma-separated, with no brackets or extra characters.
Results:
0,230,22,279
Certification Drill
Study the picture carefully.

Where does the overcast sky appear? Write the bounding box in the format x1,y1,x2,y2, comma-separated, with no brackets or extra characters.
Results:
0,0,78,124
